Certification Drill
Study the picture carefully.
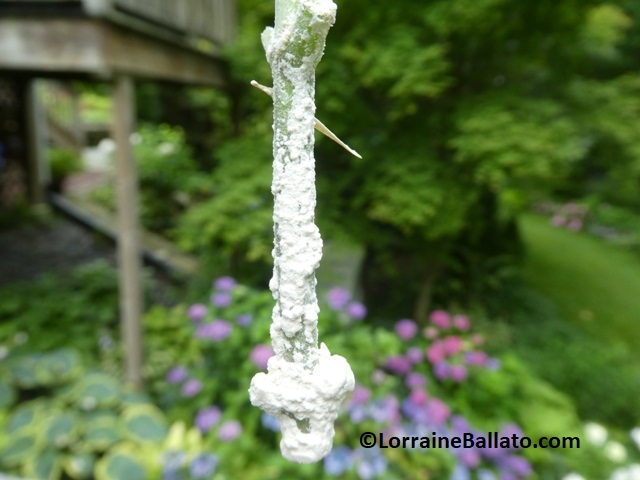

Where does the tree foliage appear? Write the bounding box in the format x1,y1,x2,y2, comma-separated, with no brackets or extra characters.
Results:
179,0,640,319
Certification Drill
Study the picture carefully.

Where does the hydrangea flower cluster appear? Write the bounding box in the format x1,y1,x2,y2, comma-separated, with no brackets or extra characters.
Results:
536,201,587,232
162,451,219,480
326,287,368,321
323,308,529,480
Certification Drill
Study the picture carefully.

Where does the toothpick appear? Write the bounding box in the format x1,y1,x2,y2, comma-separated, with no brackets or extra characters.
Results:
251,80,362,159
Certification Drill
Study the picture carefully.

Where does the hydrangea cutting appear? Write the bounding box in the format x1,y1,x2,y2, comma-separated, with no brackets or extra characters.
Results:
248,0,355,464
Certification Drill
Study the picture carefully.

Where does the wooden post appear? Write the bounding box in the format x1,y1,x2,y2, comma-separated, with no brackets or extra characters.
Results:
112,75,143,388
24,79,48,203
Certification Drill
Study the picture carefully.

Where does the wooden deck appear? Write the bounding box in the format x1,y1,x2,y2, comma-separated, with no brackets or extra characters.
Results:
0,0,235,85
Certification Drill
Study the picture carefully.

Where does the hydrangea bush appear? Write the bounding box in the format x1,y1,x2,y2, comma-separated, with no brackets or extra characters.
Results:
140,278,636,479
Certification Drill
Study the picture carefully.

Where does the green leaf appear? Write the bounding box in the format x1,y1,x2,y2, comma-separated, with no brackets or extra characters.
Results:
0,434,39,467
121,405,169,444
63,452,96,480
23,449,62,480
6,402,41,435
74,373,121,409
44,411,81,448
0,380,16,409
94,447,147,480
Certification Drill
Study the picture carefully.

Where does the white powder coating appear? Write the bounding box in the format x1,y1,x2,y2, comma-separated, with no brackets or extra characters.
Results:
249,0,355,464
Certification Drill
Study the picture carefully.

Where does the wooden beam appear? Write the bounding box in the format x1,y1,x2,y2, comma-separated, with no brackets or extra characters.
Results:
112,74,143,388
0,18,227,86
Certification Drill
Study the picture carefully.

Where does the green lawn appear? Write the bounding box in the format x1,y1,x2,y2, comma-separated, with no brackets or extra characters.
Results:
519,213,640,350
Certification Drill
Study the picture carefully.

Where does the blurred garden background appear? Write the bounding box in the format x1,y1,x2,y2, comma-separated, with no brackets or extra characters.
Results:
1,0,640,479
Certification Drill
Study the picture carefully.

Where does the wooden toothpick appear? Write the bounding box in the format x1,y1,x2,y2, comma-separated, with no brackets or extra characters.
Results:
251,80,362,159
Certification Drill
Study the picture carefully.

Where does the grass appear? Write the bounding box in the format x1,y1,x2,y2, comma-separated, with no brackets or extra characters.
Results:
519,213,640,351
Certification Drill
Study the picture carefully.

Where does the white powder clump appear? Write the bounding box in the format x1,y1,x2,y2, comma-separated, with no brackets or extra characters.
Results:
250,343,354,463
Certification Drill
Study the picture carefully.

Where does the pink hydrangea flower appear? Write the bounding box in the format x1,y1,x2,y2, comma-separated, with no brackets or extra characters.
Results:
409,389,429,406
430,310,451,329
426,340,446,364
250,344,274,370
426,398,450,426
453,314,470,331
395,319,418,340
443,335,464,356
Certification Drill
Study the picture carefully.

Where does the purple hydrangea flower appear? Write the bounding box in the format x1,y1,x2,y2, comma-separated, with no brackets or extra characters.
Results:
195,406,221,433
451,415,471,434
213,276,236,291
327,287,351,310
458,448,481,468
346,301,367,320
385,355,412,375
349,404,368,424
405,372,427,389
250,344,275,370
501,455,532,477
261,413,280,432
189,453,219,479
181,379,202,397
395,319,418,340
430,310,451,329
166,366,188,384
449,364,468,382
351,385,371,406
485,358,501,370
434,361,450,380
368,396,400,425
218,420,242,441
324,446,352,476
464,351,488,366
187,304,208,322
236,313,252,327
195,320,232,341
406,347,423,364
211,292,232,308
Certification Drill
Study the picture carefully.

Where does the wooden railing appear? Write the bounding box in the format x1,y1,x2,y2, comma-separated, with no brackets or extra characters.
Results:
110,0,236,45
0,0,236,45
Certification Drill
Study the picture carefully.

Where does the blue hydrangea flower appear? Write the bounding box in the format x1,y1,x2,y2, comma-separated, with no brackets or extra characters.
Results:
261,413,280,432
190,453,219,479
324,446,352,476
354,448,387,480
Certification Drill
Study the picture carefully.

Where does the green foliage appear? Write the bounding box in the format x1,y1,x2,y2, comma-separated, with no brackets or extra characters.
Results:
0,348,169,480
48,148,82,185
0,260,119,361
